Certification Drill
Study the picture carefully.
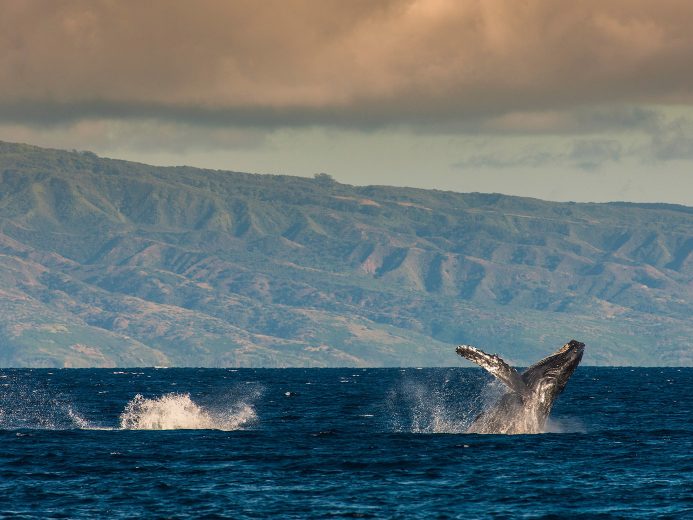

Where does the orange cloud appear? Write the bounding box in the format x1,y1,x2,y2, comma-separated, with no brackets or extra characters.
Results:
1,0,692,127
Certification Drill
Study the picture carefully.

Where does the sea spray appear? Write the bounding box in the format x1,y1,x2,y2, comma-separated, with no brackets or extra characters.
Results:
386,370,489,433
407,382,468,434
543,416,586,434
118,392,256,430
0,374,99,430
0,371,260,431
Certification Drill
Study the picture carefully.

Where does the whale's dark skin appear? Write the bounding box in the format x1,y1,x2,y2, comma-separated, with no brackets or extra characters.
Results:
456,340,585,434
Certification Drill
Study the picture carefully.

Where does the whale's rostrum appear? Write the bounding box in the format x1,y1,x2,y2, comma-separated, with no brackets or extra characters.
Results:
456,340,585,434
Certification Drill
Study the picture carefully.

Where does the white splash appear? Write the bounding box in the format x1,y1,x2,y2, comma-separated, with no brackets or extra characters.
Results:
66,405,97,429
543,416,585,434
388,378,481,434
0,378,106,430
387,375,563,435
411,403,467,434
118,393,256,431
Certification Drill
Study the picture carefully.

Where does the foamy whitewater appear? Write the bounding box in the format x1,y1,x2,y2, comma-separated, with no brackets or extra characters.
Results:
119,392,256,430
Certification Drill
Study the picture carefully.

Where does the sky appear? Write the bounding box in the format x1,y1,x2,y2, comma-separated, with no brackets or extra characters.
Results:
2,0,693,204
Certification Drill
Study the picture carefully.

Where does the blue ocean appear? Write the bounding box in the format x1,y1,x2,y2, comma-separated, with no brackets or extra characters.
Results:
1,367,691,519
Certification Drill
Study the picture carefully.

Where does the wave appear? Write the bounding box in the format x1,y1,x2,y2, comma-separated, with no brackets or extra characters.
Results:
118,392,256,431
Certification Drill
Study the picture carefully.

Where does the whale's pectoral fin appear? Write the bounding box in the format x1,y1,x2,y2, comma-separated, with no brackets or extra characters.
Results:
456,345,528,395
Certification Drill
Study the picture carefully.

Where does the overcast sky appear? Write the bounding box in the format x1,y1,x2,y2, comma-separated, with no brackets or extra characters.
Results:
2,0,693,204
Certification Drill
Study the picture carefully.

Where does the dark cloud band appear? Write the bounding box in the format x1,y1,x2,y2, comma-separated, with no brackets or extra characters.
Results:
1,1,693,132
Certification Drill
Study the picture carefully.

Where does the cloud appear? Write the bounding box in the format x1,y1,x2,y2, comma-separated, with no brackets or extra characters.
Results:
0,119,266,155
479,107,662,135
646,117,693,161
453,149,562,170
453,139,624,171
2,1,693,131
568,139,623,170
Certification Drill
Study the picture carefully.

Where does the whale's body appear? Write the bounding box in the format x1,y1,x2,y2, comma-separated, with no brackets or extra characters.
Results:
456,340,585,434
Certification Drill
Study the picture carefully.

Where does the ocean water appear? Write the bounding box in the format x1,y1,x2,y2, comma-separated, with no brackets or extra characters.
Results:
0,367,691,519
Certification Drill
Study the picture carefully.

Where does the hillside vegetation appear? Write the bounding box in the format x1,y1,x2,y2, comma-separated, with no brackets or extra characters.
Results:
0,141,691,366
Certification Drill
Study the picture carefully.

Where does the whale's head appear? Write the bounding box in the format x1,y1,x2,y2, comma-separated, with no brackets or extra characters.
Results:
559,340,585,369
519,340,585,424
522,340,585,396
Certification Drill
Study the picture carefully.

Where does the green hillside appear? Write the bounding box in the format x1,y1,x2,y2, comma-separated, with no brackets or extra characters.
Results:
0,141,691,366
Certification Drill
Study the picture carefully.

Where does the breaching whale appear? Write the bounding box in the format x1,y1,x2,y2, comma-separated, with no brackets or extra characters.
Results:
456,340,585,434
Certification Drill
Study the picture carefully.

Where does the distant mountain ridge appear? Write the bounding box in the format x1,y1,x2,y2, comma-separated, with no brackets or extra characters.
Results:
0,141,691,367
